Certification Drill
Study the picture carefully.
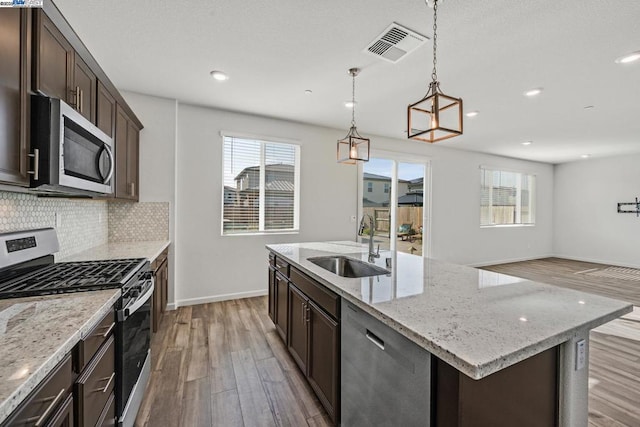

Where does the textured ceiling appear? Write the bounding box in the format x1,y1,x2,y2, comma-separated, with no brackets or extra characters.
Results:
54,0,640,164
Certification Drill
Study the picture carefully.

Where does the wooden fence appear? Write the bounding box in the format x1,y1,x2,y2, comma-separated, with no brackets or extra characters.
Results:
363,207,423,235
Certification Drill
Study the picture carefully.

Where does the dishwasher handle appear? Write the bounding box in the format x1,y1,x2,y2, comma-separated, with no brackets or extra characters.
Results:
366,329,385,351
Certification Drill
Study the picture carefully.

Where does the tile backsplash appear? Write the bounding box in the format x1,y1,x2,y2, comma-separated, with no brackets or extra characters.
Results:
0,191,108,259
108,202,169,242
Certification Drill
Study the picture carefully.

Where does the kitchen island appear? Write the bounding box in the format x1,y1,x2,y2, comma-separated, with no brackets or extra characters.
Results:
266,241,632,427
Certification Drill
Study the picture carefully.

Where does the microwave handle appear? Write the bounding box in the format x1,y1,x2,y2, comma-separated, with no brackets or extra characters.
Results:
102,144,115,185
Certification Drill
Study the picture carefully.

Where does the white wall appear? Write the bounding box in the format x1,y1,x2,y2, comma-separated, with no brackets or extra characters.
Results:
366,139,555,266
554,154,640,268
175,104,358,305
121,91,178,303
126,93,555,306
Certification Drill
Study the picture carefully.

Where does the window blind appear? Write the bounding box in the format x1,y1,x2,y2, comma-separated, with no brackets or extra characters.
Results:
480,168,535,226
223,136,299,235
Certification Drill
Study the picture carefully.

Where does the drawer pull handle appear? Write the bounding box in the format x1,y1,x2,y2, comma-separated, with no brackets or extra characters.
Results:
93,322,115,338
30,388,65,427
95,372,115,393
28,149,40,181
366,329,385,351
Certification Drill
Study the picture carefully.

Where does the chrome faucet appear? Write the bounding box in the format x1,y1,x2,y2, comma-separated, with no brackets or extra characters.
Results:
358,214,380,263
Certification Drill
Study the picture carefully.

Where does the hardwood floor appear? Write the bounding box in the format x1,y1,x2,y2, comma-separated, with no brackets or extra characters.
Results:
135,297,331,427
482,258,640,427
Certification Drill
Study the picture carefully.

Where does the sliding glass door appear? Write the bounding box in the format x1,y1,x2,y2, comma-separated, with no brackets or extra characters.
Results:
359,153,430,257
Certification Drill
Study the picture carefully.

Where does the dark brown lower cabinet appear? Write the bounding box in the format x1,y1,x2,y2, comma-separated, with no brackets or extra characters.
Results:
267,265,276,322
152,248,169,333
75,335,115,427
2,354,73,427
274,272,289,342
268,253,341,425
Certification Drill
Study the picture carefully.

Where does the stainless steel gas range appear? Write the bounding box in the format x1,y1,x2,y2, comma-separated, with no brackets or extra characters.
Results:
0,228,153,427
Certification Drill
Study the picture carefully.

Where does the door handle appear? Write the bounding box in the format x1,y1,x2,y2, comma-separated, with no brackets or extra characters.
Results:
80,89,84,113
25,388,65,427
94,372,115,393
366,329,385,350
130,182,135,197
101,144,115,185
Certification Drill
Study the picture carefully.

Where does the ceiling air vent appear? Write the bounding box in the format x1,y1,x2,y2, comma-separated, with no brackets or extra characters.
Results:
363,23,428,63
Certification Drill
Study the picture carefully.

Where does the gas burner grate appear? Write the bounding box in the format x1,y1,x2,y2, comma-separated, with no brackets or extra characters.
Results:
0,259,146,299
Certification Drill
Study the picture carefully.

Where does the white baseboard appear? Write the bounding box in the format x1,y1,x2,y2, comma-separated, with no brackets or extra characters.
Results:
552,254,640,269
172,289,268,308
469,254,555,268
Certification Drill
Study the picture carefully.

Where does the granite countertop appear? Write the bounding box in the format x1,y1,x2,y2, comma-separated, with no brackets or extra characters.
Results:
266,241,633,380
0,289,120,424
59,240,170,263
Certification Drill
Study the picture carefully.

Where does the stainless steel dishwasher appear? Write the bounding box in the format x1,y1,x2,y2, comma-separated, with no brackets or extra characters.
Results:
341,300,431,427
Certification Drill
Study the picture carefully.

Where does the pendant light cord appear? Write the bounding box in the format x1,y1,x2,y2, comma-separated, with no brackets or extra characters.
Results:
431,0,438,83
351,71,356,128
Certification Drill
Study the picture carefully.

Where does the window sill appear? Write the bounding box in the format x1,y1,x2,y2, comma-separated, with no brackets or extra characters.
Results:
480,224,536,229
222,230,300,237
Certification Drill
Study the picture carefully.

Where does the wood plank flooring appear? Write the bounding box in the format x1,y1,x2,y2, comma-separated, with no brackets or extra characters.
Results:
482,258,640,427
135,297,331,427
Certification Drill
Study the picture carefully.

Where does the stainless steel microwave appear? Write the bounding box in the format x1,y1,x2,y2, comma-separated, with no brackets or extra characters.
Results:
30,95,114,196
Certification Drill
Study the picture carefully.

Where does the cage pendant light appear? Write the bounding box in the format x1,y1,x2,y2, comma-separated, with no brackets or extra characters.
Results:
407,0,463,143
337,68,370,163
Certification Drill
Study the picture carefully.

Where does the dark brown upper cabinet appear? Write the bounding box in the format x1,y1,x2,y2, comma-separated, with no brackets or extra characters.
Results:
34,11,96,122
115,104,140,201
0,9,31,186
34,11,73,103
96,80,116,137
72,55,96,123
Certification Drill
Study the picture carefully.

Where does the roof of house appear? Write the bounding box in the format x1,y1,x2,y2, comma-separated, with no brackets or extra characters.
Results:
234,163,294,181
363,172,409,183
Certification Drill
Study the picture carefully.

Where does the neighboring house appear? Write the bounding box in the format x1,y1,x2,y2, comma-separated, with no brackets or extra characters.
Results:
363,172,409,205
407,177,423,194
224,164,295,230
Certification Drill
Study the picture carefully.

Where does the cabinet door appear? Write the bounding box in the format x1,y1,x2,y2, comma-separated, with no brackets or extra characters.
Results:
287,284,309,373
114,105,129,199
0,9,30,186
45,394,74,427
274,273,288,342
35,12,73,102
72,55,96,122
307,300,339,423
126,120,139,201
268,266,275,322
96,81,115,137
160,259,168,316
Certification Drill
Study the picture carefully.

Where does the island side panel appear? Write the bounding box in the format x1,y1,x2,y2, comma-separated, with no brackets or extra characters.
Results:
434,346,559,427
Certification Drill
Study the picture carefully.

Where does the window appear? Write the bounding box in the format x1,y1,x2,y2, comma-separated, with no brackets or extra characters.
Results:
384,183,390,193
480,167,535,226
367,182,373,193
222,135,300,235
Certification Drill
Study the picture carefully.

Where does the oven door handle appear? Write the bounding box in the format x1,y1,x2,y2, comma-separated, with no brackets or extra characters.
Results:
119,281,154,321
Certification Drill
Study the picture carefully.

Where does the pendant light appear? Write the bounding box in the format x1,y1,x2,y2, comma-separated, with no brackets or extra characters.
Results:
337,68,370,163
407,0,463,143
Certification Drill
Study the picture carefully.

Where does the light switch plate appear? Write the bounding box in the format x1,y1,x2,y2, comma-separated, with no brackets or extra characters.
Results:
576,339,586,370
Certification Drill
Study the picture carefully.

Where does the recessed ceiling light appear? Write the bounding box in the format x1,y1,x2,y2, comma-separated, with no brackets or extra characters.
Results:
583,105,594,110
519,317,528,322
615,51,640,64
524,87,543,97
521,141,532,146
304,90,313,95
344,101,357,108
210,70,229,81
581,154,591,159
465,110,479,117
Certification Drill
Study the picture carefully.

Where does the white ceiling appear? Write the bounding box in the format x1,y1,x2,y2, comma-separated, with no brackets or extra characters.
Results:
55,0,640,164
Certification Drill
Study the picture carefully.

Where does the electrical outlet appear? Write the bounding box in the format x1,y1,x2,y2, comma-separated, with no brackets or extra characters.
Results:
55,212,62,228
575,339,586,370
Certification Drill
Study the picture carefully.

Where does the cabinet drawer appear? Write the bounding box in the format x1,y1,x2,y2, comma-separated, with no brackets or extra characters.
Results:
290,267,339,319
75,335,115,427
274,256,289,277
269,252,275,267
5,355,73,427
95,393,115,427
77,310,115,372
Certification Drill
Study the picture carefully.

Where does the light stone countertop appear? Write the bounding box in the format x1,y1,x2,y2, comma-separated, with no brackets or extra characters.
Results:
0,289,120,424
59,240,170,263
266,241,633,380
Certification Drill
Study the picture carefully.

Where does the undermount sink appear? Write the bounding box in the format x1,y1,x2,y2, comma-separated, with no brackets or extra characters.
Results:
307,256,390,278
